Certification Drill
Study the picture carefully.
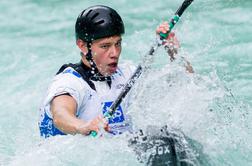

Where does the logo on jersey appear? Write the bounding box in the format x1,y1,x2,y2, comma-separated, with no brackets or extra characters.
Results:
102,101,125,124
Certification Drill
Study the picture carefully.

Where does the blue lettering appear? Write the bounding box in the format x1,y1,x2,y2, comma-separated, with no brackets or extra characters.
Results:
102,101,125,124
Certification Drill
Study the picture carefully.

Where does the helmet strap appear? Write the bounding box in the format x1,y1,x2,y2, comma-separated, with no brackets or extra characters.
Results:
85,42,112,86
86,42,99,75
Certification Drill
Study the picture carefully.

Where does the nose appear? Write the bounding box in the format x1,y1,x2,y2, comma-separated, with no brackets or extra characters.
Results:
109,45,120,59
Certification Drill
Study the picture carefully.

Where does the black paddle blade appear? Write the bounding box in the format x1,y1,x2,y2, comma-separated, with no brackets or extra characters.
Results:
128,126,197,166
176,0,194,17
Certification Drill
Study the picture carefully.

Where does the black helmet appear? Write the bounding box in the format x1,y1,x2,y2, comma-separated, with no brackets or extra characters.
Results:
75,5,125,42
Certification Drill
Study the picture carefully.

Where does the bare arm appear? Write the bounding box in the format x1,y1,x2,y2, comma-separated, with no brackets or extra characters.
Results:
156,22,194,73
51,95,107,135
165,34,194,73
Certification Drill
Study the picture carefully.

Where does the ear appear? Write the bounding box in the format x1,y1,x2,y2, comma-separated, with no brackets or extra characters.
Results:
76,39,88,55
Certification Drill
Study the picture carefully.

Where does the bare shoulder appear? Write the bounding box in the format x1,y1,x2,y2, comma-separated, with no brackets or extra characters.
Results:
52,94,77,108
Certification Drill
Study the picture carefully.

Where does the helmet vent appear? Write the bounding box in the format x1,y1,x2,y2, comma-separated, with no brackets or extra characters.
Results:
109,13,114,20
86,10,93,17
80,10,86,17
94,20,105,25
91,13,99,20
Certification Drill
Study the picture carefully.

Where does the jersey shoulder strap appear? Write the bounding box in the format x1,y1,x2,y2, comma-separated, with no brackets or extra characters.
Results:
56,62,96,91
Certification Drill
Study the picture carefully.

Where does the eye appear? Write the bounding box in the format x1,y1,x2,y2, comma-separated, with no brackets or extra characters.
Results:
115,41,121,47
100,44,110,49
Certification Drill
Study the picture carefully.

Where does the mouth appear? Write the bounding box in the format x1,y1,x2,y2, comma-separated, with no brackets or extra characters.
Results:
107,62,118,73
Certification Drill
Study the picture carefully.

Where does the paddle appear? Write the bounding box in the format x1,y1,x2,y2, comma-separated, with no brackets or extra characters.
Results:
91,0,194,137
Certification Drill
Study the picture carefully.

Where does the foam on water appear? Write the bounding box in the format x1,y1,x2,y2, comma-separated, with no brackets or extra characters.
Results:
129,58,252,165
1,0,252,165
8,135,142,166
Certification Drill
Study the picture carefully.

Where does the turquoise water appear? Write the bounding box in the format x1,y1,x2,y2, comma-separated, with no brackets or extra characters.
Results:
1,0,252,165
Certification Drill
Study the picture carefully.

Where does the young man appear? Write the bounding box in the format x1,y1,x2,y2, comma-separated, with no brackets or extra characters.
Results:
38,5,187,138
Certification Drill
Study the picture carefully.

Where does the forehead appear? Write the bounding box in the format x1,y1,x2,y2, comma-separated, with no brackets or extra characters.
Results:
93,35,122,44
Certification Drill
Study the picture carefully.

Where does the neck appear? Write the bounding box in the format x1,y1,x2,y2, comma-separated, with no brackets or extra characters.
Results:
81,56,91,68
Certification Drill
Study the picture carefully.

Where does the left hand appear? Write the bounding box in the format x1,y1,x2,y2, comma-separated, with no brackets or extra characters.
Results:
156,22,180,61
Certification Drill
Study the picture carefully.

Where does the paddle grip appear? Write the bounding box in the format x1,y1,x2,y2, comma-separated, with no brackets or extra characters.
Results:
89,112,111,137
159,15,180,40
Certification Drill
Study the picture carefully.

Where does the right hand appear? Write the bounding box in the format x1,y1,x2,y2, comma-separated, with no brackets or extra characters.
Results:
76,115,109,136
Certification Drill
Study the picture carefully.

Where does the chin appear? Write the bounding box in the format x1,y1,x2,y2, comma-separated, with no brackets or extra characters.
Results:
106,70,116,76
100,67,117,76
100,71,112,76
106,72,114,76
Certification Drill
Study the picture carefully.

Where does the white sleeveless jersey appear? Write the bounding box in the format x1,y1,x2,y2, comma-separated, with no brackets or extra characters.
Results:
39,63,136,137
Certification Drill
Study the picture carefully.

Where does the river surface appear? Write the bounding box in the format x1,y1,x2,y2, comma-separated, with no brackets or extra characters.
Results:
0,0,252,165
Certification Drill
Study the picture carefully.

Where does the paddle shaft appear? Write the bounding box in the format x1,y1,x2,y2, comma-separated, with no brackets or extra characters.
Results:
90,0,194,137
110,0,194,115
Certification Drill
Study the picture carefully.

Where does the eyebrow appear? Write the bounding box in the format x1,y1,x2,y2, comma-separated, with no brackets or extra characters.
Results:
99,38,122,45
